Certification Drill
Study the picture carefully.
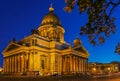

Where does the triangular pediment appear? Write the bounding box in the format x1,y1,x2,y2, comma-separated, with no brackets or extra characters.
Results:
3,42,21,53
73,46,88,54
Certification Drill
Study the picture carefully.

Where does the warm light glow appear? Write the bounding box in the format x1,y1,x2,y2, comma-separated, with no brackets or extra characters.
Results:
115,67,118,70
21,55,23,58
93,68,96,71
0,68,3,72
108,67,110,70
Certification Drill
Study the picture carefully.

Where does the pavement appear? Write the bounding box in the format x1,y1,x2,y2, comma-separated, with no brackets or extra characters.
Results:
0,72,120,81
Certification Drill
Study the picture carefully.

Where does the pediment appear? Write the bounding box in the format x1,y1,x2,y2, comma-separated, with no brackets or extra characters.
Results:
73,46,88,54
3,42,21,53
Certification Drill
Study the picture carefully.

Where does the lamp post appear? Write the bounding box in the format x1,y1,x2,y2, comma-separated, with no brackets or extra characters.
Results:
93,67,96,75
108,67,111,74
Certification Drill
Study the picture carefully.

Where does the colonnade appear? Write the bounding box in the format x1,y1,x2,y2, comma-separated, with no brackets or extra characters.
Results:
3,53,28,74
3,53,88,75
62,54,88,74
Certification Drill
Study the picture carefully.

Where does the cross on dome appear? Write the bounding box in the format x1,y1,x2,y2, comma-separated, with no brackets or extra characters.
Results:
49,3,54,12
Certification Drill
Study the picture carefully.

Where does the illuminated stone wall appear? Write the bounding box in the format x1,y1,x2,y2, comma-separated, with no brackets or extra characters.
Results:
89,63,119,75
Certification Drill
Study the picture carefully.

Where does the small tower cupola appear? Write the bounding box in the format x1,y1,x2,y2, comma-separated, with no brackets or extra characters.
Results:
73,37,82,47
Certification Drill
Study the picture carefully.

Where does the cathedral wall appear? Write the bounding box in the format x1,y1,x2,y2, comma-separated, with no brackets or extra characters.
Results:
37,38,49,48
33,52,40,71
49,53,55,74
49,41,56,48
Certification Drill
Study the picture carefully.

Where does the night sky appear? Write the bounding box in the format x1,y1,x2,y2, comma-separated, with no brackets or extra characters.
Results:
0,0,120,67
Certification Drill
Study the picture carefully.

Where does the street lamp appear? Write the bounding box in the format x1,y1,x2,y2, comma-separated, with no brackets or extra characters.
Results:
93,68,96,71
108,67,110,70
93,67,96,75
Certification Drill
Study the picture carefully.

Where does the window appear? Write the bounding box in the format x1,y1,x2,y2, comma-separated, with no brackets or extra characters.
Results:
41,60,44,69
31,39,37,46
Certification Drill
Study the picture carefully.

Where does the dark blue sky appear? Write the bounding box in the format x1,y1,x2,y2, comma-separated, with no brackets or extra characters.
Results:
0,0,120,67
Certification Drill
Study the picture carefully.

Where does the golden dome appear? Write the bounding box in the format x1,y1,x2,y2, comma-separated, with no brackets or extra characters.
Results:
74,37,82,46
41,5,61,26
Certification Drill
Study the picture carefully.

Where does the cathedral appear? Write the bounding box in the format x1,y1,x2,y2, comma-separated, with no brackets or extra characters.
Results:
2,5,89,76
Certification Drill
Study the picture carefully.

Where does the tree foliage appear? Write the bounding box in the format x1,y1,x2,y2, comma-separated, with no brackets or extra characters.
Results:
64,0,120,46
115,42,120,54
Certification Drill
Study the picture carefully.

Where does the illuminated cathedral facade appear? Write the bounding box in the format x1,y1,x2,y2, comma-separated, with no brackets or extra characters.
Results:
2,5,89,76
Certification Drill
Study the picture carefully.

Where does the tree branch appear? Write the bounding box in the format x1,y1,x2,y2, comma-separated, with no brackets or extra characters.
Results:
108,0,120,17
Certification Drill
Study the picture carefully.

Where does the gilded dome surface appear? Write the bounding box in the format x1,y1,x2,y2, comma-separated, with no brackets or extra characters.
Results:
41,6,61,26
41,12,61,25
